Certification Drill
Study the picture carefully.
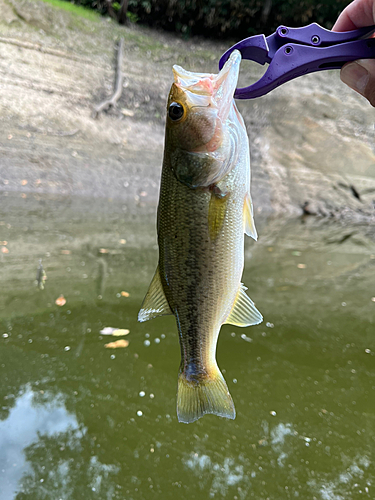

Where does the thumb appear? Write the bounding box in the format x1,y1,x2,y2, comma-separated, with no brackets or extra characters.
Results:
340,59,375,107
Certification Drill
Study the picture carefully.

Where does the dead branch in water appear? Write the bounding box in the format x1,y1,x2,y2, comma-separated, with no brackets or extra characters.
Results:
93,39,124,119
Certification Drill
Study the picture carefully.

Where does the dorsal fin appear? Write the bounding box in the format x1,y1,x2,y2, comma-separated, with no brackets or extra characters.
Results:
138,266,172,322
244,192,257,241
224,284,262,327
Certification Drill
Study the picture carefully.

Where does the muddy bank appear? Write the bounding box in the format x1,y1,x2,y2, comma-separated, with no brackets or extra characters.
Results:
0,0,374,220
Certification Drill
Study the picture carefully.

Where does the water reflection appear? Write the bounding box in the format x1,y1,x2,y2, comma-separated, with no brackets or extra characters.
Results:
308,454,372,499
0,194,374,499
184,452,249,499
0,387,80,500
0,386,122,499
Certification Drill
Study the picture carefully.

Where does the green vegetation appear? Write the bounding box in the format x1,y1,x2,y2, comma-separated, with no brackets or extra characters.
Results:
61,0,351,38
40,0,100,21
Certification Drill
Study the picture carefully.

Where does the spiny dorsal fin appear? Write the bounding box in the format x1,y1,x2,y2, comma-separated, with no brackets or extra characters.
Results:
224,283,263,327
244,192,257,241
138,266,172,322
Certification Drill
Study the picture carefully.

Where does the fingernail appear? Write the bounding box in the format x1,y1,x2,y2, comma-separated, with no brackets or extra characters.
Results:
341,62,369,93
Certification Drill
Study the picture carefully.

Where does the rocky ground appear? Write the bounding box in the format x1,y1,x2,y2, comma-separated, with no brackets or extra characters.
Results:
0,0,374,220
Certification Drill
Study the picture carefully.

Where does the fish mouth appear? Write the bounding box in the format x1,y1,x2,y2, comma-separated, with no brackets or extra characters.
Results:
172,50,241,122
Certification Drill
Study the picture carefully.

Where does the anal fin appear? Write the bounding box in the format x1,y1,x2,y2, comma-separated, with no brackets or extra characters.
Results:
224,283,262,327
138,265,172,322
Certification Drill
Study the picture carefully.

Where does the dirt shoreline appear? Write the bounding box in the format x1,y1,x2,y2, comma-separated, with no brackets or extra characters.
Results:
1,0,374,220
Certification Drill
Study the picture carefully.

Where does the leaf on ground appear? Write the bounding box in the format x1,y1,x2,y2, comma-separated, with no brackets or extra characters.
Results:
121,108,134,117
105,339,129,348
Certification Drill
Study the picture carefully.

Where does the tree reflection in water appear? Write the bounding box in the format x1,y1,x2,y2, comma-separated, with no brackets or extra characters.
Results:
0,386,119,500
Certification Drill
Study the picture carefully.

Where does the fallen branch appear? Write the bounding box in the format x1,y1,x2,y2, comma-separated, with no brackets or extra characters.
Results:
0,36,91,64
93,39,124,119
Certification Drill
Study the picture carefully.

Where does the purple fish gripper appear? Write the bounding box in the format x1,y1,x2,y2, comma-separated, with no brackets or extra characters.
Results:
219,23,375,99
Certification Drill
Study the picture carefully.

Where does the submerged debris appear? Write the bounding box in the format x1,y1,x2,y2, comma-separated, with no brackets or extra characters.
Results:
35,259,47,290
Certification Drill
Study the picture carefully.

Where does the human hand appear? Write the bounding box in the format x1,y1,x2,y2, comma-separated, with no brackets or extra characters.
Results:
333,0,375,106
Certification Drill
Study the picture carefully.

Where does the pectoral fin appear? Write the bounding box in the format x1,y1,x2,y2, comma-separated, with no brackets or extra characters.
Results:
138,266,172,322
208,191,229,241
224,284,263,327
244,192,257,241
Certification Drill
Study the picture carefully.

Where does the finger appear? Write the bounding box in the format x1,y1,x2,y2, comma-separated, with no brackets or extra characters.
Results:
340,59,375,106
333,0,375,31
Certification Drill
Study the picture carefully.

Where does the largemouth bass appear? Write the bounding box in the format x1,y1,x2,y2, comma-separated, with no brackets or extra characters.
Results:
138,50,262,423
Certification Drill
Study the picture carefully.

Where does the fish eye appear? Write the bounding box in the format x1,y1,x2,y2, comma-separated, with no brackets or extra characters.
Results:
168,102,184,121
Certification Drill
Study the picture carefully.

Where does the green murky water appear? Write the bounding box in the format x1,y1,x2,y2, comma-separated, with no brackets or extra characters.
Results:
0,193,374,500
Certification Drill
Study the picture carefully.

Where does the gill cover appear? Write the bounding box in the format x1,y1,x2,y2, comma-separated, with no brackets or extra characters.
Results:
166,50,242,189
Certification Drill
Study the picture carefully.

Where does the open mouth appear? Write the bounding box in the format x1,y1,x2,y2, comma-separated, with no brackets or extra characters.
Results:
172,50,241,122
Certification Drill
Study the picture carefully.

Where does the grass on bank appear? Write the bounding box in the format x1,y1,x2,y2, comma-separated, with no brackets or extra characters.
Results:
39,0,100,21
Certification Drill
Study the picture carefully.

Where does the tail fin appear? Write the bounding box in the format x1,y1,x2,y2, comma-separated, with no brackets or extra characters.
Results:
177,367,235,424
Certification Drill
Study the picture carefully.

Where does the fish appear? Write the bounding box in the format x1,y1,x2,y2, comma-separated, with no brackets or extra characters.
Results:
138,50,262,424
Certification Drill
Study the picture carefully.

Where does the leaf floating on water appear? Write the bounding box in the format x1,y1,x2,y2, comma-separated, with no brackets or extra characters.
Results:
112,329,130,336
100,327,116,335
55,295,66,306
121,291,130,297
105,339,129,348
100,327,130,336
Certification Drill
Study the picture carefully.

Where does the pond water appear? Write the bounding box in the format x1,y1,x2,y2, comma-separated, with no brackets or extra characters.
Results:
0,193,374,500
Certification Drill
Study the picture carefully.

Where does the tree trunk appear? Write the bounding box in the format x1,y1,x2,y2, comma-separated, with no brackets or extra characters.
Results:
118,0,129,25
261,0,272,23
106,0,117,20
